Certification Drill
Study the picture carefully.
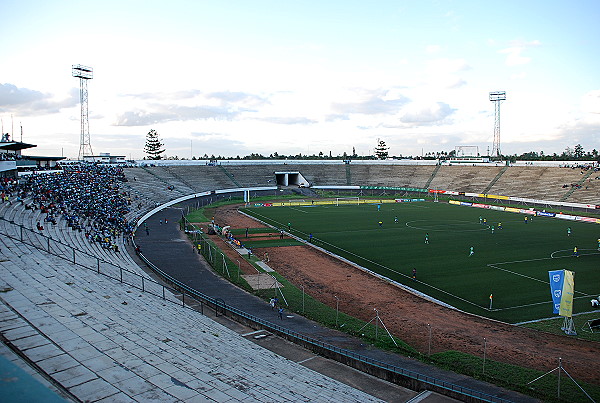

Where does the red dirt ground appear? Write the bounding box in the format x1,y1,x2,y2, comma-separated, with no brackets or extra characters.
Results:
213,204,600,385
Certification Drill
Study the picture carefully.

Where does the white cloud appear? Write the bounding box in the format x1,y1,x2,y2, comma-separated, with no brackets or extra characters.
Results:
426,58,471,74
258,116,317,125
331,88,409,115
499,40,540,67
114,104,240,126
1,2,596,160
422,58,471,89
581,90,600,114
0,83,78,116
400,102,456,125
510,72,527,80
111,89,272,126
425,45,442,54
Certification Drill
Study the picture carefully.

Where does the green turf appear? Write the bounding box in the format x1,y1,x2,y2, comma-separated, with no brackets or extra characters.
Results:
241,201,600,323
431,350,600,402
229,228,277,235
243,239,304,248
521,312,600,342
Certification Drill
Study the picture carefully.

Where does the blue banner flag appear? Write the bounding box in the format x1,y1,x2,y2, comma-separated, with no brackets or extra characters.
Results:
548,270,564,314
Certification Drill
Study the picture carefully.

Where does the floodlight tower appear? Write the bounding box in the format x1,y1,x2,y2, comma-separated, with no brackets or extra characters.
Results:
72,64,94,160
489,91,506,160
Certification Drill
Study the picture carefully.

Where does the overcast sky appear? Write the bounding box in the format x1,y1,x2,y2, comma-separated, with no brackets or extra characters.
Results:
1,0,599,160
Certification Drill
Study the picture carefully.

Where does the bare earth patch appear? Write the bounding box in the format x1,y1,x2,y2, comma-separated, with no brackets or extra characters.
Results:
214,204,600,385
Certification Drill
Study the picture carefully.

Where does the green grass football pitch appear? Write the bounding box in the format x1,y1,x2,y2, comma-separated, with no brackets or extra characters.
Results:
241,201,600,323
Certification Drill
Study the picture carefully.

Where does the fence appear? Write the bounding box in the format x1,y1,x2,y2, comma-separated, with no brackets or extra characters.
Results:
173,209,517,402
0,216,187,309
0,210,575,402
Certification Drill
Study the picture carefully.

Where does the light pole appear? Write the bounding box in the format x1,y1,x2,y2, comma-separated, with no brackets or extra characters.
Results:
334,295,340,327
489,91,506,161
301,285,305,313
72,64,94,160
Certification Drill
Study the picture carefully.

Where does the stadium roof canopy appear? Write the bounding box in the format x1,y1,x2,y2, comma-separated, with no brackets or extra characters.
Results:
0,141,37,151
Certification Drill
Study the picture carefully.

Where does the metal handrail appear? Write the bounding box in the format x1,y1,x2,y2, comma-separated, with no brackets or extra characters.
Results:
158,216,513,402
0,217,183,309
1,211,512,402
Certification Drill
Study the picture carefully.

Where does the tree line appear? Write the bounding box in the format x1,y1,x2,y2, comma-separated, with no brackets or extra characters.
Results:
144,130,598,162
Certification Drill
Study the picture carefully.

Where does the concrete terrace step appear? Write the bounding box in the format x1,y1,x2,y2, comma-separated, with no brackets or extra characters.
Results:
2,204,151,280
0,237,383,402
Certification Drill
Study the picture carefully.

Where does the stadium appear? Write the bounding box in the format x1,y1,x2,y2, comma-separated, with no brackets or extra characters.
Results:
1,152,599,402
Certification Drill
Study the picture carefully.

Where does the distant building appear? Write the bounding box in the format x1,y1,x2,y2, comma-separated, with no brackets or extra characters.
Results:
0,136,65,178
448,157,490,164
82,153,126,164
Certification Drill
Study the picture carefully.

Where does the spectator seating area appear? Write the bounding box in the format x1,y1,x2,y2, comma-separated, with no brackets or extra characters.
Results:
2,161,595,401
0,231,379,402
122,163,600,205
0,165,383,402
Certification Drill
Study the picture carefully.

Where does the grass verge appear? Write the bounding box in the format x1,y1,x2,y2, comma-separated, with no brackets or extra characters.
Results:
184,198,600,402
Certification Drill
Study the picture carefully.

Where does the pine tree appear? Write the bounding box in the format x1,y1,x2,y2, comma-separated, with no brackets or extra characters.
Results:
144,129,165,160
374,139,389,160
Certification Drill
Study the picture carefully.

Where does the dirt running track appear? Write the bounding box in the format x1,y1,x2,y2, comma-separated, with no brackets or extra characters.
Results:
214,204,600,386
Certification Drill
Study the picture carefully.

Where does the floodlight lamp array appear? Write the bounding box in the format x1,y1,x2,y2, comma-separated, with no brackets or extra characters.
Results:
72,64,93,79
489,91,506,101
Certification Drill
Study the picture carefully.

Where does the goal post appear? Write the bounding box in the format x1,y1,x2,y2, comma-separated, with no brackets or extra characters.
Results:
335,197,360,206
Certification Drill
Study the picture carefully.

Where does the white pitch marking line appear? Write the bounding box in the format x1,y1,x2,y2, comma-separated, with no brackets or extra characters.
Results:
296,356,317,365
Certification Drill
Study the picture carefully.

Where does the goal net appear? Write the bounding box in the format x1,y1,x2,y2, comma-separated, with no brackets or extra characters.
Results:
336,197,360,206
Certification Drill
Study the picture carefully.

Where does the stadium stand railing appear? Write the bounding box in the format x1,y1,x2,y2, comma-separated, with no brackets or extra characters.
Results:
1,220,386,402
130,190,515,403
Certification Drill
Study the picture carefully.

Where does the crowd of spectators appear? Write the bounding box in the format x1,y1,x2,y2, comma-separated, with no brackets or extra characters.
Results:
1,163,139,253
559,163,600,190
561,163,599,172
0,153,21,161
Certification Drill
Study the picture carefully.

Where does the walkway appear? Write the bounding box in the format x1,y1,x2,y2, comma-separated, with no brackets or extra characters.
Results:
135,206,536,403
0,223,386,402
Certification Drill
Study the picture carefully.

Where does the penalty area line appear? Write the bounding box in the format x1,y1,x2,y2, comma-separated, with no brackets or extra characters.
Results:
288,207,309,214
487,263,549,286
487,262,588,297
